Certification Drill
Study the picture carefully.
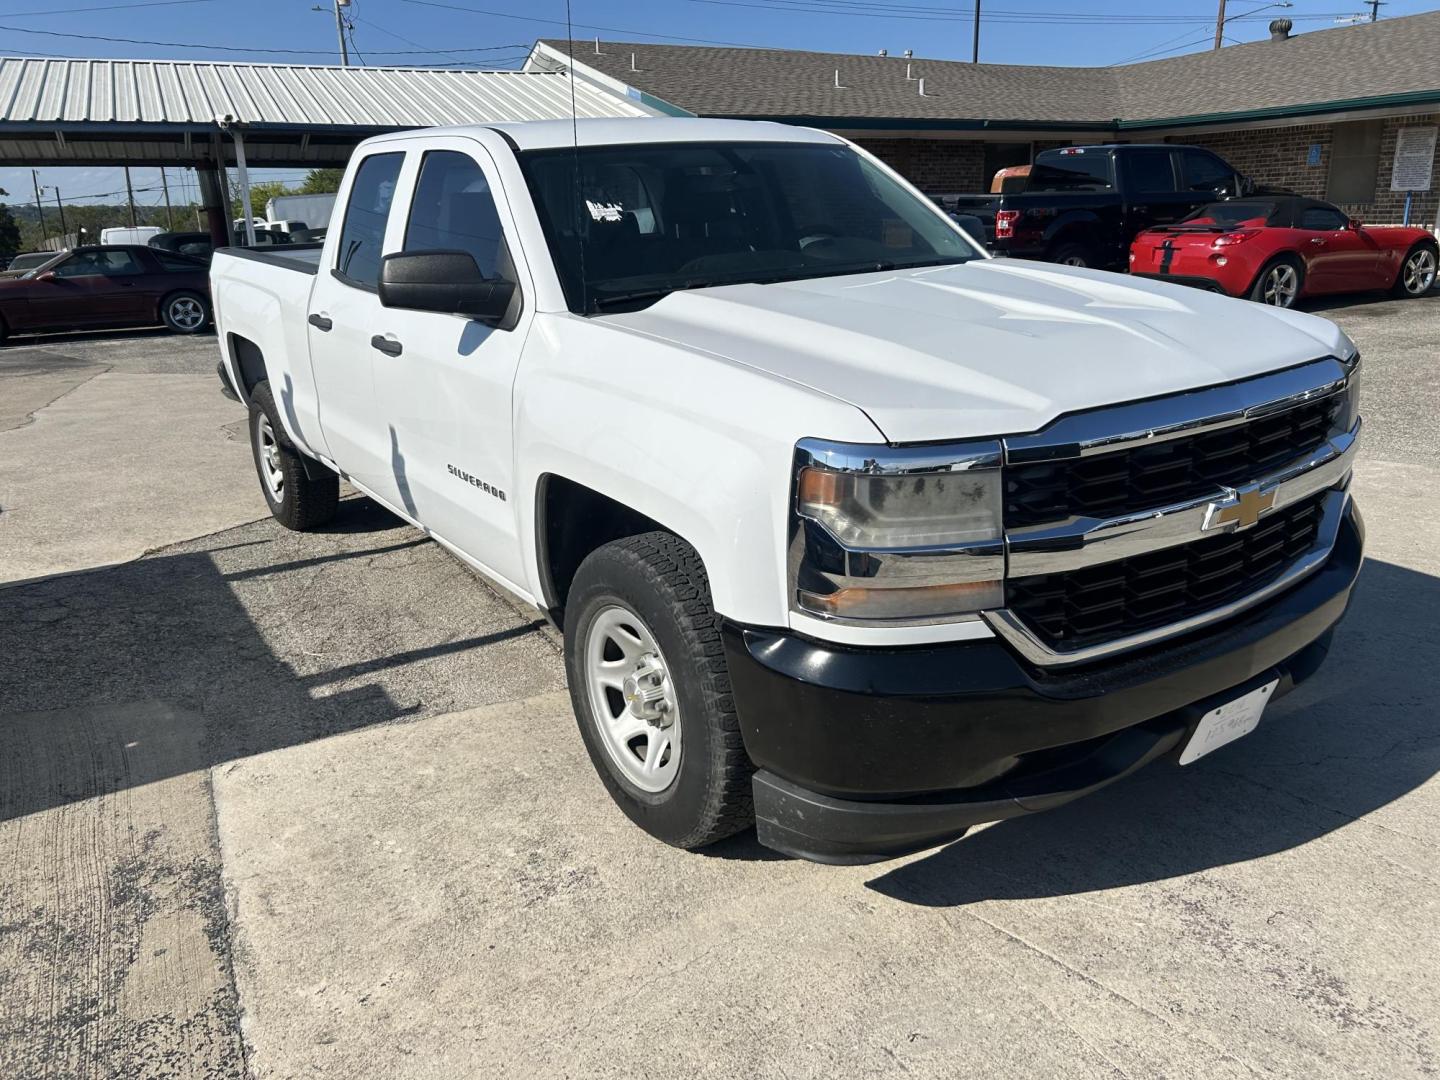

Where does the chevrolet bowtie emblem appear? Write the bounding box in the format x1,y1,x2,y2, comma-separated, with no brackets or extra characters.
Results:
1203,482,1278,533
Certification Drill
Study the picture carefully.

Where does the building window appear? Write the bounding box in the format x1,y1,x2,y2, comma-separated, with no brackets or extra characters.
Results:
1326,120,1382,204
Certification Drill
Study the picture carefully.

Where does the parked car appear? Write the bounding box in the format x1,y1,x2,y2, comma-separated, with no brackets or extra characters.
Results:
0,245,211,342
212,118,1362,864
944,143,1252,269
150,231,215,260
100,225,163,246
0,250,64,279
1130,196,1439,307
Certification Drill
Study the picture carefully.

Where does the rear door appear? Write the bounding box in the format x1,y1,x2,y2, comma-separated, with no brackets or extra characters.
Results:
305,149,407,491
1122,149,1193,238
366,138,533,588
1295,203,1379,293
1177,149,1240,209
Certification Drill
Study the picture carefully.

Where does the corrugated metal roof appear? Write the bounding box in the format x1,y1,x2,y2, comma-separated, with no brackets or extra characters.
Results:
0,57,654,129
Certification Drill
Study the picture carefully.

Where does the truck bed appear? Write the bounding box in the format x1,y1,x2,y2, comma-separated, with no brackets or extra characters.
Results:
213,244,323,275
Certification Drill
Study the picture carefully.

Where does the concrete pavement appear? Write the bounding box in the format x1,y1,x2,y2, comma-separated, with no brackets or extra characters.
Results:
2,293,1438,1079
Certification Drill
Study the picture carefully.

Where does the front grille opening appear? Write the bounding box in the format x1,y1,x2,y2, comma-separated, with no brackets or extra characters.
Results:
1006,493,1326,652
1006,394,1343,528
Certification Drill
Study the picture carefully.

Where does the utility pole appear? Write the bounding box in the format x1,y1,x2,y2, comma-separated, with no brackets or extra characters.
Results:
1368,0,1382,21
160,167,175,230
51,187,68,243
971,0,981,62
31,169,47,246
123,166,138,228
334,0,351,66
1213,0,1227,49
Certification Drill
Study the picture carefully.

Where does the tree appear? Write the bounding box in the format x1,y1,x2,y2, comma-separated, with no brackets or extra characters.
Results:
0,188,18,258
232,180,294,220
300,168,344,194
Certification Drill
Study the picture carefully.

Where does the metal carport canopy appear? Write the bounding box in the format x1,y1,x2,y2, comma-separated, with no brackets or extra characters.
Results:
0,57,658,167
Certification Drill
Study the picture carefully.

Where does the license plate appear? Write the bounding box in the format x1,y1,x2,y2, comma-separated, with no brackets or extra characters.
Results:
1179,680,1278,765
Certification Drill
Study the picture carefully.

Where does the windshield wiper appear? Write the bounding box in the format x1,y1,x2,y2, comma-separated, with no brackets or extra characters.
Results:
589,288,677,311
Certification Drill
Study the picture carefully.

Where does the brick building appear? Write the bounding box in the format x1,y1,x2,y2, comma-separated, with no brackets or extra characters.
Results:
529,12,1440,229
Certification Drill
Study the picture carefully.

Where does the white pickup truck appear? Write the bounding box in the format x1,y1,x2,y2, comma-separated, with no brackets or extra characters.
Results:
212,118,1364,863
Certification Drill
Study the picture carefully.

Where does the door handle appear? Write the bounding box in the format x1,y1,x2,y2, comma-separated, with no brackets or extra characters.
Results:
308,313,333,331
370,334,403,357
1309,238,1326,246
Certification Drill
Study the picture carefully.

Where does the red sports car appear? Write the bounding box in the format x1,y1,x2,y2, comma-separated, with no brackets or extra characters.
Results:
1130,196,1437,308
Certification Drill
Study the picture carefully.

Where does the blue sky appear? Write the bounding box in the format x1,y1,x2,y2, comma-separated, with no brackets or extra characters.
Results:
3,0,1436,210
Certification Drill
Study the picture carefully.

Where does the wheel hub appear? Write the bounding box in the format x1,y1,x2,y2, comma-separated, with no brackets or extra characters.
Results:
622,654,672,725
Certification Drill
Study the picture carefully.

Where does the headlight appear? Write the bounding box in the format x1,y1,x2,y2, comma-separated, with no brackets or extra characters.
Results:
790,439,1004,625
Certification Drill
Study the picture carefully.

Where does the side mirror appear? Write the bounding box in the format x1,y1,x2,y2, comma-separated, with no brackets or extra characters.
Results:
379,250,516,325
1348,217,1364,230
35,270,56,282
1237,175,1256,197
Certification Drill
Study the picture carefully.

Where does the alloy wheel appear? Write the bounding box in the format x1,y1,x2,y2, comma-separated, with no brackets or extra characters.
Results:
169,296,205,330
1260,264,1299,307
582,604,681,793
1403,248,1437,295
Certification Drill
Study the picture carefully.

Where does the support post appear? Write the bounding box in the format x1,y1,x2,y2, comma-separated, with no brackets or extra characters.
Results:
971,0,981,62
231,129,257,247
124,166,138,228
160,168,175,231
31,169,47,246
197,158,230,248
52,187,68,243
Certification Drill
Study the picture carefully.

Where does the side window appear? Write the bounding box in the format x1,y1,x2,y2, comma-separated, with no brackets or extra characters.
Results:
1125,150,1178,195
1299,206,1349,231
154,251,205,272
335,152,404,288
404,150,511,280
1180,150,1234,193
54,250,143,278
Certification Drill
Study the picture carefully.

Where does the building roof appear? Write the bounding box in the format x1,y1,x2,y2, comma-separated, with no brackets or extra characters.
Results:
536,11,1440,130
0,57,653,131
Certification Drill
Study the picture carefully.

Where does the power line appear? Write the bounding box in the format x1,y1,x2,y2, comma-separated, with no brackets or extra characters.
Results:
0,0,217,17
0,21,554,56
399,0,772,47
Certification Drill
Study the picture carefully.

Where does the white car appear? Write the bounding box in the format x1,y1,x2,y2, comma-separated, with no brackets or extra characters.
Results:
211,118,1364,863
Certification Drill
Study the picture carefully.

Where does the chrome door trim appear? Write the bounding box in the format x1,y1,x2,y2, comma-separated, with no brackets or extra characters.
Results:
984,488,1351,667
1007,421,1359,579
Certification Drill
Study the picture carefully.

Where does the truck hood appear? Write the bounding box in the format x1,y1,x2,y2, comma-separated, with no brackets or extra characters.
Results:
600,259,1353,443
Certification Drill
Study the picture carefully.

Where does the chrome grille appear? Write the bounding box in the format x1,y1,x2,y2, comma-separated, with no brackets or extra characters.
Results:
1005,494,1326,652
1005,393,1345,529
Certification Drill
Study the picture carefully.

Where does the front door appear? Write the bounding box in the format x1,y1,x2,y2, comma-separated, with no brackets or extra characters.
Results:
366,138,532,589
306,149,407,491
27,248,149,330
1295,204,1379,293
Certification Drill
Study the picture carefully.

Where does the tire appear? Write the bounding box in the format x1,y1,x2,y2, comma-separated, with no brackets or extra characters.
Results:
1391,242,1438,298
161,290,210,334
247,380,338,531
1049,241,1097,269
1249,256,1304,308
564,531,753,850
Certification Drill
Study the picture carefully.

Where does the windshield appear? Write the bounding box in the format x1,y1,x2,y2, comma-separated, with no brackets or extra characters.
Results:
518,141,980,313
1180,200,1280,228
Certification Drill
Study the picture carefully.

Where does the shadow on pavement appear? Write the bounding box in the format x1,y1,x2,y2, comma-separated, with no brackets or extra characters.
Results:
0,326,212,349
866,557,1440,906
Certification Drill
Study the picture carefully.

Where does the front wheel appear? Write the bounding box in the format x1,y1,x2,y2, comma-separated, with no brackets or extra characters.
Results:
1249,257,1304,308
564,531,753,850
1392,243,1437,298
161,290,210,333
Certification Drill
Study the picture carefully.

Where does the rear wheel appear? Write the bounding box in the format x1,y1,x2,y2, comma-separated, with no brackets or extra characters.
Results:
1050,241,1097,268
247,380,338,530
1392,242,1437,298
565,531,754,850
161,290,210,333
1249,257,1304,308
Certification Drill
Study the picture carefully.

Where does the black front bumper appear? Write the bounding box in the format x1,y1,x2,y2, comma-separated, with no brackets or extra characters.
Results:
725,503,1364,864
